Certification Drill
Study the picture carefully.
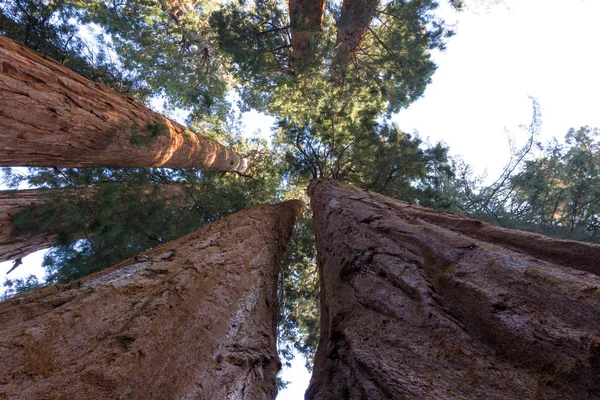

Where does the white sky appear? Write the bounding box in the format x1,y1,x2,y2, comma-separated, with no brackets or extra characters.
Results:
2,0,600,397
393,0,600,181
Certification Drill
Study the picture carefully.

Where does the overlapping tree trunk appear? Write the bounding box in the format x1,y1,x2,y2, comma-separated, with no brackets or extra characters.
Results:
289,0,326,72
332,0,380,75
306,179,600,399
0,36,248,173
0,188,59,266
0,199,303,399
0,185,190,266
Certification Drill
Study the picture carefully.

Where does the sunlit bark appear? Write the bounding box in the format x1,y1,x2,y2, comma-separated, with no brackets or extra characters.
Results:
0,36,248,173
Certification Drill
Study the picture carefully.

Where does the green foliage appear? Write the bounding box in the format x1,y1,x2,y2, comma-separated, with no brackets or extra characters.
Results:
127,121,167,147
275,108,454,201
278,212,319,369
210,0,292,111
212,0,452,114
1,275,43,300
503,127,600,242
448,124,600,244
0,0,150,97
78,0,230,122
337,0,451,113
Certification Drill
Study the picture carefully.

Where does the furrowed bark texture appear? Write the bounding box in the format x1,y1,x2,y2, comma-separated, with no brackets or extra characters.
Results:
0,185,188,265
0,200,303,399
289,0,326,71
0,35,248,173
306,179,600,400
332,0,379,73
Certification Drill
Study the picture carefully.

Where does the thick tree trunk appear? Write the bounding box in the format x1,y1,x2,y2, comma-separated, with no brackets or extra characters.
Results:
288,0,326,72
332,0,379,75
0,185,189,266
306,179,600,400
0,35,248,173
0,199,303,399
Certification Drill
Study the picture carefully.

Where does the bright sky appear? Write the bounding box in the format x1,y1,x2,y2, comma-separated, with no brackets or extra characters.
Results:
2,0,600,397
393,0,600,181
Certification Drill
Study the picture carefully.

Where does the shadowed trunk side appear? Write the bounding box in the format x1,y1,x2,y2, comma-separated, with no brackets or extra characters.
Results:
332,0,380,76
0,200,303,399
306,179,600,400
289,0,326,72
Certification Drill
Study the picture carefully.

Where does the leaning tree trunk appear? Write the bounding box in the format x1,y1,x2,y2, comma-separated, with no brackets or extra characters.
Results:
288,0,326,72
0,184,189,266
306,179,600,400
332,0,380,76
0,188,60,266
0,200,302,399
0,36,248,173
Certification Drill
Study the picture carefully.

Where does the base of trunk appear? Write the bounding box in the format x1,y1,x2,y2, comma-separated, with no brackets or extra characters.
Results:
0,200,303,399
307,179,600,400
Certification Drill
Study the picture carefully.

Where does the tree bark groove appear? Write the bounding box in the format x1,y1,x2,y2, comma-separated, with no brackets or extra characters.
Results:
306,179,600,400
0,200,303,399
0,36,248,172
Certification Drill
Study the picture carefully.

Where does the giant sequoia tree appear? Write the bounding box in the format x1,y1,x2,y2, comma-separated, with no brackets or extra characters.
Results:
1,0,599,398
0,184,193,265
0,36,248,172
307,179,600,399
0,200,303,398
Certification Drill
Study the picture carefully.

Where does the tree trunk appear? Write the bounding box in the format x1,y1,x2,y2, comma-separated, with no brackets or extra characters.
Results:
0,185,189,266
0,188,59,266
0,199,303,399
332,0,379,75
0,35,248,173
306,179,600,400
288,0,326,72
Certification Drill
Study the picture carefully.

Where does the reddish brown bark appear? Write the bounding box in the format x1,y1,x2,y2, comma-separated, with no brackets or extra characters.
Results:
0,185,189,266
289,0,326,72
307,179,600,400
0,200,303,399
0,35,248,172
0,188,57,265
332,0,380,74
167,0,196,23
